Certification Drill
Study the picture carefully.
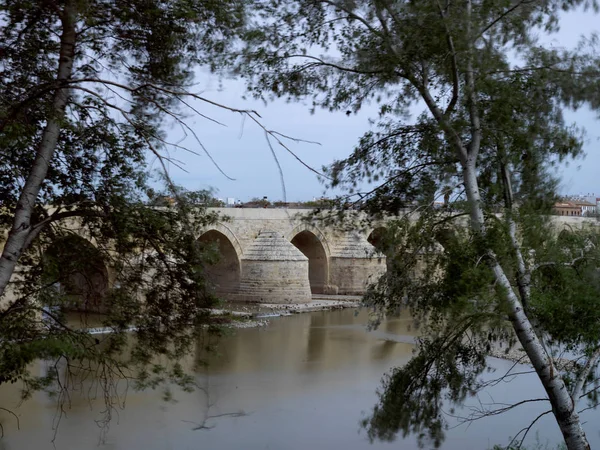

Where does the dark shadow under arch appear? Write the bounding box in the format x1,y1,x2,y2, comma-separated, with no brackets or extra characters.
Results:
367,227,388,255
42,234,109,312
291,230,328,294
198,230,241,295
368,227,393,273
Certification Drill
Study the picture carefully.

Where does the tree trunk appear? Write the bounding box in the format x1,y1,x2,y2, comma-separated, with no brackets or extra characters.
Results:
462,163,590,450
0,2,77,300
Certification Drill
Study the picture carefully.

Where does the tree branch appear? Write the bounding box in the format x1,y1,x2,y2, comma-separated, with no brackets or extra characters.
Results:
23,208,106,253
465,0,481,160
0,407,20,436
285,54,389,75
509,409,553,450
67,77,328,179
572,346,600,403
409,74,468,163
448,398,549,426
436,0,460,117
344,159,456,206
532,253,597,271
319,0,384,39
475,0,536,42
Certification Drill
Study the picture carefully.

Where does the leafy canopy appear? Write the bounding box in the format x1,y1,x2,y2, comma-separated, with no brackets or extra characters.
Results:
236,0,600,447
0,0,248,428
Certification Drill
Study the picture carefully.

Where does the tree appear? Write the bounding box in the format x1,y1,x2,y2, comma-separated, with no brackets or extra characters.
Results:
0,0,259,431
237,1,600,448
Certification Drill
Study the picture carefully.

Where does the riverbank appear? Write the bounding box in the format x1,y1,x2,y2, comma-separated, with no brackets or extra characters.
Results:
489,346,579,371
222,295,362,328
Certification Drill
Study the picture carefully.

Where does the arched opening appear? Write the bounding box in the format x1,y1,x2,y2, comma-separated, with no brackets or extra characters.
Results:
198,230,241,295
42,235,109,312
368,227,394,275
367,227,389,255
291,230,328,294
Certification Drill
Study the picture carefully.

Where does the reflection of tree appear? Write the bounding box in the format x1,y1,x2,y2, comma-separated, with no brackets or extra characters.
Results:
182,373,248,432
383,316,418,337
370,340,397,362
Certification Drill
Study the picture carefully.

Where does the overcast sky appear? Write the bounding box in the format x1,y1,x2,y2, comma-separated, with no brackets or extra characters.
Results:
160,7,600,203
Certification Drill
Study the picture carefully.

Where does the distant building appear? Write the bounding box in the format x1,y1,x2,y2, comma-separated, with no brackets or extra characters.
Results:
553,201,582,216
574,200,597,216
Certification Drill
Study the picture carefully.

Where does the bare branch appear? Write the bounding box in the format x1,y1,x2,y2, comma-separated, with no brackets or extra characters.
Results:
465,0,482,159
67,77,329,179
69,85,227,181
475,0,536,42
283,54,388,75
507,409,553,450
533,253,598,271
572,346,600,403
183,411,249,431
0,407,20,436
23,209,106,252
343,159,455,207
453,397,550,425
264,131,287,201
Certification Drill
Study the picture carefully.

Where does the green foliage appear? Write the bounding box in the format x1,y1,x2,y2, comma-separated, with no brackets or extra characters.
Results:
529,226,600,347
0,0,248,430
237,0,600,448
247,197,271,207
1,188,225,401
364,333,487,446
0,0,246,226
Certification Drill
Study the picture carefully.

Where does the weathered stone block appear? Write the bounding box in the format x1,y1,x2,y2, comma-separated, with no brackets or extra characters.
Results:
322,284,339,295
238,231,312,303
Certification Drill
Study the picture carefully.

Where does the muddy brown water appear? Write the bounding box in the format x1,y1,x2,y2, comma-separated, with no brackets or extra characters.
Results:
0,308,598,449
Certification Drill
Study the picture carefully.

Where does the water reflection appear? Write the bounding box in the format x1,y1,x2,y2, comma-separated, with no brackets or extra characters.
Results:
0,308,598,450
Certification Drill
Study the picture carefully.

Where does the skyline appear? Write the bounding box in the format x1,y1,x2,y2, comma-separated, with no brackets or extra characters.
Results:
157,7,600,203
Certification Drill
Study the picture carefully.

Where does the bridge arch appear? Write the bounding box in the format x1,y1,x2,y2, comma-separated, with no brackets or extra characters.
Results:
198,223,243,258
367,226,389,255
286,223,332,258
198,224,242,295
41,234,109,312
287,224,330,294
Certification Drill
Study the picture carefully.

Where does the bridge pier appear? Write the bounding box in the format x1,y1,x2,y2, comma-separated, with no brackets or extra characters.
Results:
236,231,312,303
6,209,389,308
196,210,388,302
329,232,386,295
8,209,599,309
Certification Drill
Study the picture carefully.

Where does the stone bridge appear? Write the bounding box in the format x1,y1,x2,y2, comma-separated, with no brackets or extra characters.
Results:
1,208,386,307
5,207,593,307
198,208,386,303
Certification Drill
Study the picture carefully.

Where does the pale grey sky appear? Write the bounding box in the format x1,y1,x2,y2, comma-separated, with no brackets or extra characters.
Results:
161,7,600,203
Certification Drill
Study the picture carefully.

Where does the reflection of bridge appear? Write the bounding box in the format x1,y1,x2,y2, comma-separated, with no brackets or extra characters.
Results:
198,208,386,303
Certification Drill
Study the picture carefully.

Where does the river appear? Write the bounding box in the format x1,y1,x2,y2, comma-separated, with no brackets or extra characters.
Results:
0,308,598,449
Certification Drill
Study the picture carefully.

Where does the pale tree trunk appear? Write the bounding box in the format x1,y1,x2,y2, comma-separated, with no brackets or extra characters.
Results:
462,163,590,450
455,2,589,445
0,1,77,300
498,156,533,307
